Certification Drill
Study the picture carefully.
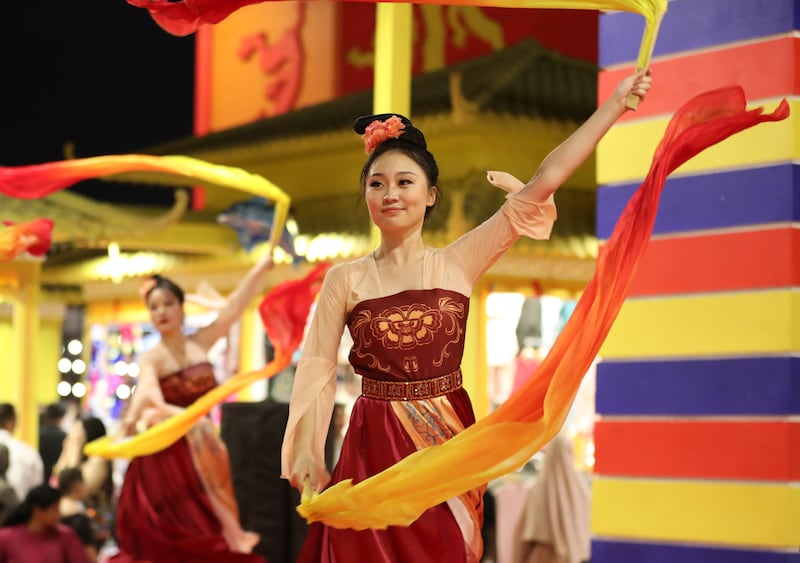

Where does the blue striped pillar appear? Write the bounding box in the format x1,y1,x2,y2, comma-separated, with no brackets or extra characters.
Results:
592,1,800,561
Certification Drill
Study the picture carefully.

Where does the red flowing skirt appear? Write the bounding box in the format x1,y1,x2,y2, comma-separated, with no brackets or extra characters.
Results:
112,437,265,563
298,388,479,563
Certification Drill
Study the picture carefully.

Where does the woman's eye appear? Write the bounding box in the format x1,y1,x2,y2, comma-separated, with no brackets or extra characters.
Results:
369,181,383,189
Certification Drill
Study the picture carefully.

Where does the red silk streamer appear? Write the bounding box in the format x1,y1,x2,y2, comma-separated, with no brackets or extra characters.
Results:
296,88,790,529
0,154,291,258
0,219,54,262
0,157,157,199
127,0,264,36
259,261,332,356
126,0,666,41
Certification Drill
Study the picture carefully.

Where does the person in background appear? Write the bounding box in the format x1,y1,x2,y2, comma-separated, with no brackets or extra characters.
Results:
39,402,67,483
57,468,89,519
52,416,114,514
517,435,590,563
52,415,116,559
282,70,651,562
0,444,19,524
0,403,44,500
58,467,98,563
110,253,274,562
0,484,89,563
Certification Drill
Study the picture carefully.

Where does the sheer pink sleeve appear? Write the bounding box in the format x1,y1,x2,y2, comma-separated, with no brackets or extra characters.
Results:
447,175,557,286
280,264,348,479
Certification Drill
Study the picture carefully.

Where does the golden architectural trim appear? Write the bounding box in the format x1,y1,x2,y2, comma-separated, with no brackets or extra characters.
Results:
0,189,190,244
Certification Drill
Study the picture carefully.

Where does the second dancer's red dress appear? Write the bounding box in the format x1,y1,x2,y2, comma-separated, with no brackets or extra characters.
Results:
112,362,265,563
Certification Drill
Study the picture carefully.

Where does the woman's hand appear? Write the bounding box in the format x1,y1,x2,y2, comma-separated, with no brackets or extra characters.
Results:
614,68,653,111
120,399,181,437
118,417,136,438
486,171,525,194
138,407,161,432
289,450,330,495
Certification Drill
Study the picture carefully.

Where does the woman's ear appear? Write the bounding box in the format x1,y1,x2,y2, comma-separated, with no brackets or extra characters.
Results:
427,185,438,207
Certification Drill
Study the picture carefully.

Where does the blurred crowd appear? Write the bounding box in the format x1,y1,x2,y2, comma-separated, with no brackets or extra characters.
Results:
0,401,118,562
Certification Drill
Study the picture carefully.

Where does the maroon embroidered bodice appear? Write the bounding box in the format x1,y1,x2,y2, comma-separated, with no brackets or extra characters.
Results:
347,288,469,382
158,362,217,407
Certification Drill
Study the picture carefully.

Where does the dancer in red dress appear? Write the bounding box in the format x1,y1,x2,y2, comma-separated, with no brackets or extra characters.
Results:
112,254,274,563
282,71,652,562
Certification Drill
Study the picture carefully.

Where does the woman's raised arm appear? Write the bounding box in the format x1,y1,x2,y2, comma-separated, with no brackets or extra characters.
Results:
522,69,652,203
194,252,274,350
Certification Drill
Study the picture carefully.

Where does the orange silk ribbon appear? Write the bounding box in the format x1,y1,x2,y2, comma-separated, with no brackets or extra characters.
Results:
0,218,54,262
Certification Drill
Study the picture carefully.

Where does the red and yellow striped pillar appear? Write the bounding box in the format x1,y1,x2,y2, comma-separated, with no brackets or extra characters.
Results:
592,1,799,561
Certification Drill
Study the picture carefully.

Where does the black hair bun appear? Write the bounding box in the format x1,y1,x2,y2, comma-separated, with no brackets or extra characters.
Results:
352,113,410,134
353,113,427,150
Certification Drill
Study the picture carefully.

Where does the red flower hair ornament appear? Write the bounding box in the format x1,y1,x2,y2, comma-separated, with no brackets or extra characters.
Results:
361,115,406,155
354,113,428,154
139,278,158,302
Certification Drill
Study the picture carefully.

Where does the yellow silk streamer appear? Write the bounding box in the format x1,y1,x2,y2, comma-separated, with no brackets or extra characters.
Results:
372,1,664,111
406,0,667,71
84,351,292,459
0,154,290,250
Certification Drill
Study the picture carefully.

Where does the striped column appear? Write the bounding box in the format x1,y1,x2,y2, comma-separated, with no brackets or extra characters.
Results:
593,1,800,562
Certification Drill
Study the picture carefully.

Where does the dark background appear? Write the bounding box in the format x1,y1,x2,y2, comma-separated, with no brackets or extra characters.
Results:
1,2,195,203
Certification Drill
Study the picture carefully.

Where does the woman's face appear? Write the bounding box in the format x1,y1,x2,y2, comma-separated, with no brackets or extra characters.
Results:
365,151,436,234
147,287,183,334
33,503,62,530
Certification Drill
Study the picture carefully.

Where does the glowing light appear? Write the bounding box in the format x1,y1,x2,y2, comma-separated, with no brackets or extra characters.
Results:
114,361,128,376
58,358,72,373
71,382,87,398
108,242,122,284
584,440,596,469
127,363,140,378
57,381,72,397
67,339,83,355
293,236,308,256
115,384,131,400
71,359,86,375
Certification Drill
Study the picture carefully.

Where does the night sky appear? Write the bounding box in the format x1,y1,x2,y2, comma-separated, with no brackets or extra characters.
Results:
1,2,195,198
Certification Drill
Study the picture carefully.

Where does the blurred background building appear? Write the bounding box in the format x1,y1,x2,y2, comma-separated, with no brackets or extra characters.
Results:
0,1,797,561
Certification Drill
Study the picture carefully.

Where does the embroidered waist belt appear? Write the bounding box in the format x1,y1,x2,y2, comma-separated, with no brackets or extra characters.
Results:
360,369,462,401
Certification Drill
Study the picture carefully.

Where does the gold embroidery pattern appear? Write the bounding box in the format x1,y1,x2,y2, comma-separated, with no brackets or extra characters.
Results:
349,295,466,374
433,296,465,367
399,399,457,447
402,356,419,375
349,309,392,372
370,304,443,350
362,370,462,401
